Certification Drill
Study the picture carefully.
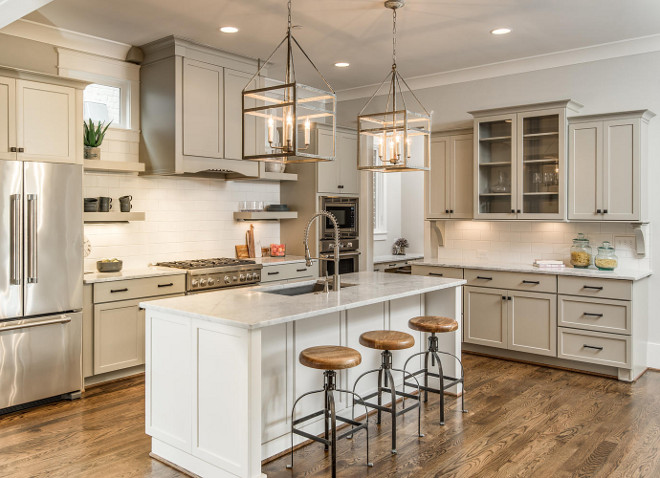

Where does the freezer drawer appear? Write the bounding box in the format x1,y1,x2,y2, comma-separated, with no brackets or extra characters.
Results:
0,312,82,410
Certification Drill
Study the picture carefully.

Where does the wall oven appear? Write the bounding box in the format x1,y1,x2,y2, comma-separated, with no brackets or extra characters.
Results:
319,239,360,276
320,196,359,239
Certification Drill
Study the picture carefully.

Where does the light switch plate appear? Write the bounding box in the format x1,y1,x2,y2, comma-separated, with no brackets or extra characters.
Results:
614,235,636,251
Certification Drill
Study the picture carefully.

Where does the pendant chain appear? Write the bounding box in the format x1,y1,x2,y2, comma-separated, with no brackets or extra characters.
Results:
392,8,397,69
288,0,292,32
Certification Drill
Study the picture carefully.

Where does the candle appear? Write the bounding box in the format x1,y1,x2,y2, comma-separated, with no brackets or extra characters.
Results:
286,112,293,147
406,136,412,158
388,138,394,163
267,116,274,144
304,118,311,145
378,135,384,159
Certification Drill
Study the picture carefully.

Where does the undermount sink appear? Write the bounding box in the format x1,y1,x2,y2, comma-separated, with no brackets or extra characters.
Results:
264,281,357,296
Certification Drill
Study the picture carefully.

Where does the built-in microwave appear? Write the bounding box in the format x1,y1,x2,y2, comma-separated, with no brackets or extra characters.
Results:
320,196,359,239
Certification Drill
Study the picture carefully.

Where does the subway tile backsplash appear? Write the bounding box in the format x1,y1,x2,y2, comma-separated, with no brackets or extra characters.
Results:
83,172,280,271
436,221,650,270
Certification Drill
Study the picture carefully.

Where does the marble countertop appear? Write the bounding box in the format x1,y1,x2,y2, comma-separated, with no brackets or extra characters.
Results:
374,253,424,264
253,256,308,266
83,267,186,284
140,271,465,330
411,259,652,281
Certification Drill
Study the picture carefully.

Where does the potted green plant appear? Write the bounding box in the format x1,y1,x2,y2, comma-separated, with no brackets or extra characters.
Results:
83,119,111,160
393,237,409,255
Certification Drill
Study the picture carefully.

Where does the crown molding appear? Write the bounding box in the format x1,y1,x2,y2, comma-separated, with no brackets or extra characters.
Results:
338,33,660,102
1,19,131,60
0,0,53,29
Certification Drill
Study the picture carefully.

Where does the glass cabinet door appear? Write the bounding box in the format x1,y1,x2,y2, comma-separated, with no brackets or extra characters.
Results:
476,114,516,217
517,109,565,219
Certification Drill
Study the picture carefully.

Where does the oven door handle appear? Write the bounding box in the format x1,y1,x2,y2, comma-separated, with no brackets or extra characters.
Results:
321,251,361,258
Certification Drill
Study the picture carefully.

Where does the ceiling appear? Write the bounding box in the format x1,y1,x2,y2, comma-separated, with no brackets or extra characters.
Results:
24,0,660,91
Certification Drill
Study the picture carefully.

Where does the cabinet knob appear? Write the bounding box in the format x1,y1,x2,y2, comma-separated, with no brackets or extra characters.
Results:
10,147,17,152
445,209,449,214
603,209,608,214
338,185,344,189
450,209,454,214
18,147,24,153
511,209,515,213
517,209,521,214
596,209,602,214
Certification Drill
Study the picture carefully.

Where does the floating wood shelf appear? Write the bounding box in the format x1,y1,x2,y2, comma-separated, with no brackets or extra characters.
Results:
233,211,298,221
84,160,145,173
84,212,145,223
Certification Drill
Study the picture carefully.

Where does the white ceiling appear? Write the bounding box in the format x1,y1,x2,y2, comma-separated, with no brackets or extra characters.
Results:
24,0,660,91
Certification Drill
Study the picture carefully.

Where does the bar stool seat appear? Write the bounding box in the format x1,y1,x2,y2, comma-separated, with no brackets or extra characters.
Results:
359,330,415,350
408,316,458,334
300,345,362,370
287,345,372,478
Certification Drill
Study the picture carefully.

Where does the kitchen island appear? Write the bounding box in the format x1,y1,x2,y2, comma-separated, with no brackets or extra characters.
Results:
140,272,465,478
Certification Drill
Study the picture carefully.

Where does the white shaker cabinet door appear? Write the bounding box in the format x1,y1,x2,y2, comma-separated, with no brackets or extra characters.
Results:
16,80,77,164
224,68,254,160
427,136,450,219
182,59,224,158
602,119,639,221
337,131,359,195
463,286,508,349
0,76,16,160
507,290,557,357
450,133,474,219
317,129,340,193
568,121,602,221
93,299,145,375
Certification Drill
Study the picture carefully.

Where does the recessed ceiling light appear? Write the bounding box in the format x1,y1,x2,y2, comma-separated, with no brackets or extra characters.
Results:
220,26,239,34
334,62,350,68
491,27,511,35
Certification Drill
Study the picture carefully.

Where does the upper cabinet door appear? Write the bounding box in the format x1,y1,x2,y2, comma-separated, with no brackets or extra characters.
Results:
427,136,450,219
0,76,16,161
450,133,473,219
568,121,602,221
182,59,224,158
474,114,517,220
316,129,339,193
224,68,254,161
16,80,76,164
337,131,359,195
516,108,566,220
602,119,640,221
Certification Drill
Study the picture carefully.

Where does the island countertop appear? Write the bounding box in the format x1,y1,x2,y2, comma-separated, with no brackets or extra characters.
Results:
140,271,465,330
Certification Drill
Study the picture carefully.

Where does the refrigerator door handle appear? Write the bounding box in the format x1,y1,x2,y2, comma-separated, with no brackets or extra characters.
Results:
0,315,72,332
27,194,38,284
10,194,21,285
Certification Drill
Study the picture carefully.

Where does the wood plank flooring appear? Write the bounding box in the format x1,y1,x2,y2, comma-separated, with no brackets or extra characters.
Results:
1,354,660,477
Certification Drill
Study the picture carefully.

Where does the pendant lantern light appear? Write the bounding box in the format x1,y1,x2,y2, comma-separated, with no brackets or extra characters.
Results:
357,0,431,172
242,0,336,164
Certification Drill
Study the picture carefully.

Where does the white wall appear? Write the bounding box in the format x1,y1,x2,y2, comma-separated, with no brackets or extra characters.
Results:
339,50,660,366
84,174,280,271
374,173,402,256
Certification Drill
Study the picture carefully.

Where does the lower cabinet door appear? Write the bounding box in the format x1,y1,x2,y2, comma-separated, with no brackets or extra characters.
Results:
463,286,507,349
93,298,145,374
508,290,557,357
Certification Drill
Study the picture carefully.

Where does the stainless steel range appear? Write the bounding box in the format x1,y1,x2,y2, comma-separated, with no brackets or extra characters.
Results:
155,258,262,293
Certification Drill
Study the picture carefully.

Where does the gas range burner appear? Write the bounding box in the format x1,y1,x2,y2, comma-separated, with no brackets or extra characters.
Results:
156,258,256,270
155,258,262,293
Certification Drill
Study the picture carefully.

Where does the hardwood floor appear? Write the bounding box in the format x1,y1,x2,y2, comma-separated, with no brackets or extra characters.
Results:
1,354,660,477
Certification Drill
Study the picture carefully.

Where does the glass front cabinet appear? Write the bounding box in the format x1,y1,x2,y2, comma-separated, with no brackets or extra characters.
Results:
471,100,582,220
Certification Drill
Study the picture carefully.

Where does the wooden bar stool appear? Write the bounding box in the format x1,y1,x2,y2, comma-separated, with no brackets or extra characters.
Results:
352,330,423,454
287,345,373,478
403,316,467,425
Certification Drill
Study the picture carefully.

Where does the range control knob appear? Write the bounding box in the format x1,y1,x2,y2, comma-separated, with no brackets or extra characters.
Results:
224,275,231,284
239,274,246,282
233,276,238,282
208,278,215,286
191,279,199,287
246,273,252,281
200,278,207,287
254,273,260,281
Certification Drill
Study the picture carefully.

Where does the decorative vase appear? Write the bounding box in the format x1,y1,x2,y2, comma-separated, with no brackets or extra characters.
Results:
393,245,405,255
84,146,101,160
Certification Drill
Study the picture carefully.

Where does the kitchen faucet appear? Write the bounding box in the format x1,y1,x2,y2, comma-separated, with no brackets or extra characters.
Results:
304,211,340,292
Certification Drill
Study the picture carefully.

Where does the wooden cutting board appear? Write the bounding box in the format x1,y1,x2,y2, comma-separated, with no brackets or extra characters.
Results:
235,245,249,258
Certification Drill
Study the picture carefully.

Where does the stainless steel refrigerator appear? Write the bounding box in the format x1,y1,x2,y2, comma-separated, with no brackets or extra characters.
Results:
0,160,83,411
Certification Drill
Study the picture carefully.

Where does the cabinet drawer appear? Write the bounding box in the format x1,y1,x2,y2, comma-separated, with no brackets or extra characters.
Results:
558,327,630,368
558,276,631,300
411,265,464,279
559,295,630,335
94,275,186,303
464,269,556,293
261,262,315,283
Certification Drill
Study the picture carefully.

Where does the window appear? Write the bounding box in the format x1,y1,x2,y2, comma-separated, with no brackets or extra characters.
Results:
83,83,121,125
373,173,387,240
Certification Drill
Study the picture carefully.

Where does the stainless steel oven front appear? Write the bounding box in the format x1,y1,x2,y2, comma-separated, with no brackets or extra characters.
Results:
319,239,360,276
320,196,359,239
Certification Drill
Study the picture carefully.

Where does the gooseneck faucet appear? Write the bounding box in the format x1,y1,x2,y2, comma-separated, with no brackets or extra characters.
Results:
304,211,341,291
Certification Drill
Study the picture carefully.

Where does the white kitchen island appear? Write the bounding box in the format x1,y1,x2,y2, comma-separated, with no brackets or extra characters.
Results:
140,272,465,478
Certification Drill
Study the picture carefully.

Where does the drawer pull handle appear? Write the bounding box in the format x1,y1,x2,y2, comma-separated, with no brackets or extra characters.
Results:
429,272,444,277
583,312,604,318
296,268,307,272
476,276,493,281
583,344,604,351
583,285,604,291
110,288,128,293
389,264,397,267
158,283,174,288
522,280,540,285
268,271,280,275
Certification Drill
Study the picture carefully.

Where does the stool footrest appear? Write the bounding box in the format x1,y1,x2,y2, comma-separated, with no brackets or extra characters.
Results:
404,377,462,393
291,415,368,447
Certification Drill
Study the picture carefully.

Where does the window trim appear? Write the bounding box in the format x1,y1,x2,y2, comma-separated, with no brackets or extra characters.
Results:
373,172,387,241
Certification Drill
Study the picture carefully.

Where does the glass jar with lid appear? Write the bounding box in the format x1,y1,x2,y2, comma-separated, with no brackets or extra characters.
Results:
570,233,592,268
595,241,618,271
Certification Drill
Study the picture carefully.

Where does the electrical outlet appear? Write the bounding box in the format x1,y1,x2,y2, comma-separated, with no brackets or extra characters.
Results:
614,235,636,251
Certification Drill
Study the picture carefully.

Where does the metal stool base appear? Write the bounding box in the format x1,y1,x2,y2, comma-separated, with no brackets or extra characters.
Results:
287,370,372,478
403,333,467,426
